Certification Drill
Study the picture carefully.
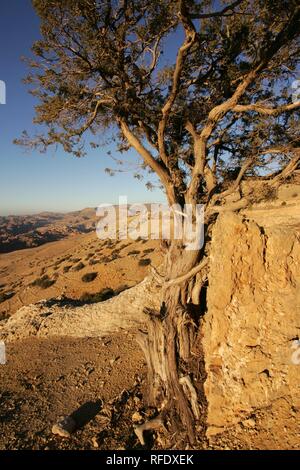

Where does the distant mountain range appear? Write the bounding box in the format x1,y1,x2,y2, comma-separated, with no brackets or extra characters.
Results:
0,208,97,253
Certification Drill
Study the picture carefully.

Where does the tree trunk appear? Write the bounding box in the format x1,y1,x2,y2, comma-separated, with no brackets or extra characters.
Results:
136,240,207,445
0,278,160,342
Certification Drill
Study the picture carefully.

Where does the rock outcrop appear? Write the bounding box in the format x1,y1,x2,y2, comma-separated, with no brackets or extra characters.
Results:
202,188,300,448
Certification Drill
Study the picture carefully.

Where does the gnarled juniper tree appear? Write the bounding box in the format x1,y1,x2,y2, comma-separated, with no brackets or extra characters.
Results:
17,0,300,444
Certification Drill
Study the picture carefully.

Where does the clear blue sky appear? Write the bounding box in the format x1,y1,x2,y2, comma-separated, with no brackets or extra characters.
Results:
0,0,165,216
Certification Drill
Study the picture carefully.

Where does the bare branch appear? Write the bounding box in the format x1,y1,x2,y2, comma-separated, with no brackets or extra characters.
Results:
74,98,113,136
157,2,196,166
209,198,249,215
190,0,244,19
185,6,300,203
217,157,256,200
258,140,300,156
138,121,158,151
269,151,300,185
233,101,300,116
165,258,208,287
119,120,177,205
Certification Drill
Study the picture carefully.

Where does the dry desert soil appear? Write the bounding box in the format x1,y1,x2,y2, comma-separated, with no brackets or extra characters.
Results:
0,215,167,450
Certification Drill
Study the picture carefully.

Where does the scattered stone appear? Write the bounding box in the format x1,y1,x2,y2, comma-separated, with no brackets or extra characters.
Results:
92,436,99,448
51,415,76,438
109,356,120,366
242,418,256,428
132,411,143,423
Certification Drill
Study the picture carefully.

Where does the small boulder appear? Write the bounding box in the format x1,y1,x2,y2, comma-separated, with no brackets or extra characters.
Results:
132,411,143,423
52,415,76,438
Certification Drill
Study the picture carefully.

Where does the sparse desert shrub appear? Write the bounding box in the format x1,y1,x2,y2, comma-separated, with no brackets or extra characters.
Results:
138,258,151,266
63,265,72,273
0,283,6,290
73,262,85,271
58,256,70,263
128,250,140,255
136,236,147,242
102,240,113,247
85,253,94,260
281,201,287,206
89,258,99,265
31,275,56,289
250,184,277,203
119,243,128,250
292,192,298,198
0,311,10,321
80,287,115,303
0,291,15,303
143,248,154,254
71,258,81,263
82,272,98,282
263,186,278,201
114,284,129,295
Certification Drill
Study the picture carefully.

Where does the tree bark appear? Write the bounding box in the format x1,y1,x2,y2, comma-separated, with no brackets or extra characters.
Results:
136,240,206,444
0,278,159,343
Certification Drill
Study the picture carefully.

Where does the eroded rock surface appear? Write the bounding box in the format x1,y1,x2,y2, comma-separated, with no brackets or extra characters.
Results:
202,196,300,448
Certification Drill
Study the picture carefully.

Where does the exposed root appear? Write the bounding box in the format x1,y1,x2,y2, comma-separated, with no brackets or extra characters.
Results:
165,259,208,287
150,265,165,284
179,375,200,420
0,277,160,342
191,270,208,305
134,415,165,446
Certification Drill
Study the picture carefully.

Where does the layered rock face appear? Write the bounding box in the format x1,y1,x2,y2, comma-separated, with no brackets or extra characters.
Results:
202,188,300,448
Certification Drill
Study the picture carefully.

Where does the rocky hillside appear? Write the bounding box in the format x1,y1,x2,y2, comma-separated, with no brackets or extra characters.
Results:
0,208,97,253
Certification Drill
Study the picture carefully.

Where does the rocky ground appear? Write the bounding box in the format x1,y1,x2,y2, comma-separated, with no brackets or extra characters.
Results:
0,334,149,450
0,183,299,450
0,231,161,321
1,333,291,450
0,334,208,451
